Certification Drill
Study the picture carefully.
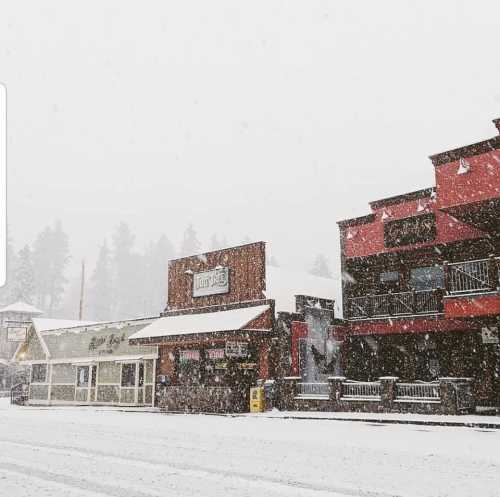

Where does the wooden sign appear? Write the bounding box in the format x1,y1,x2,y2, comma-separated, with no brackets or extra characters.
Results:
384,213,436,248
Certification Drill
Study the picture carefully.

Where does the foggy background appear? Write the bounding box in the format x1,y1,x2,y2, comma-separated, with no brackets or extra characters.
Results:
0,1,499,318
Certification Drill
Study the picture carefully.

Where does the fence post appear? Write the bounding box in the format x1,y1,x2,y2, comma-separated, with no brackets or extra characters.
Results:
488,254,498,291
278,377,301,411
438,378,458,415
379,377,398,411
328,376,345,411
443,261,450,294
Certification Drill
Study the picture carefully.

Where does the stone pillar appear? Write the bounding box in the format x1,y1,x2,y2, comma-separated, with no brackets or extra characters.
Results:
276,377,301,411
379,376,398,412
439,378,458,415
328,376,345,411
439,377,474,415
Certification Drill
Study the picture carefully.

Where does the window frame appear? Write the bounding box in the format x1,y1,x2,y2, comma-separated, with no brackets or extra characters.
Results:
409,265,444,291
76,365,90,388
31,364,47,383
121,362,137,388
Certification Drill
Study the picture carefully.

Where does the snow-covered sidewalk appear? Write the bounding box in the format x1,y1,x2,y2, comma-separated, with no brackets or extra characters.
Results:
0,398,497,496
247,408,500,428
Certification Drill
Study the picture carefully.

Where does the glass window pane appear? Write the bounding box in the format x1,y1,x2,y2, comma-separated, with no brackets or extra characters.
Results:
410,266,444,290
31,364,47,383
380,271,399,283
121,363,136,387
77,366,89,387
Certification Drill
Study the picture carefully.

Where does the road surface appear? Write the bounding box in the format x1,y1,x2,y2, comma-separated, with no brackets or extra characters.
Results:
0,400,496,497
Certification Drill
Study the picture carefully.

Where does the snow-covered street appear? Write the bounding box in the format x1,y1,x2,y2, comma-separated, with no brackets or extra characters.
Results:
0,400,497,497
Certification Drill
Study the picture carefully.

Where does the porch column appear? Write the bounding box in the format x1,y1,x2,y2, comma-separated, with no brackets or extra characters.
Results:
379,376,398,411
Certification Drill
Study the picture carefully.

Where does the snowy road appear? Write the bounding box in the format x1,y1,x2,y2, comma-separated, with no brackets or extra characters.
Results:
0,401,497,497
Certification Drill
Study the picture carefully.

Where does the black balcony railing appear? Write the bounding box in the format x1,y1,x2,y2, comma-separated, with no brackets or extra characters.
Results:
347,289,443,320
445,257,499,295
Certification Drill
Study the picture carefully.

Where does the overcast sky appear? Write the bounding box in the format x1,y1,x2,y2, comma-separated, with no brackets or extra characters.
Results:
1,1,499,278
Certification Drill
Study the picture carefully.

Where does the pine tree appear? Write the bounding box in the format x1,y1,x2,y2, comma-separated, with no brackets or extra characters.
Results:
33,221,70,315
180,224,201,257
0,230,18,306
88,241,114,321
12,245,35,304
309,253,332,278
209,234,221,251
142,235,175,315
111,222,142,319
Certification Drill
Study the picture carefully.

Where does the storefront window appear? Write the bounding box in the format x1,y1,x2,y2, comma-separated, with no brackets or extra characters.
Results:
380,271,400,284
178,350,201,385
121,363,136,387
91,365,97,387
410,266,444,291
31,364,47,383
138,363,144,387
77,366,89,387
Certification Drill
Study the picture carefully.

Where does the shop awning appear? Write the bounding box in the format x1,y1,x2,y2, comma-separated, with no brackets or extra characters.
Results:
129,304,271,341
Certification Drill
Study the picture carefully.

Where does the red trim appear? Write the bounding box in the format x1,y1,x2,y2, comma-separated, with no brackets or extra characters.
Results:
344,316,479,337
290,321,308,376
444,293,500,318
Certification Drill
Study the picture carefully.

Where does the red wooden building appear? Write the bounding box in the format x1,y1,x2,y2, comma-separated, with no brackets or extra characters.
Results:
336,117,500,406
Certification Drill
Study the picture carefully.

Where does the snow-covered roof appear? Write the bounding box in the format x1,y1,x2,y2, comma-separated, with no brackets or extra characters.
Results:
23,318,156,361
0,301,44,315
129,304,270,341
265,265,343,317
32,318,100,333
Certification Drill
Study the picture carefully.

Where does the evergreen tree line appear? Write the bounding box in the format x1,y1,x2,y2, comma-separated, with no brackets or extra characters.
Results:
0,221,333,322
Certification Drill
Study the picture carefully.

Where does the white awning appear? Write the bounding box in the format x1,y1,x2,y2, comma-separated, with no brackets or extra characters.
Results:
129,304,270,341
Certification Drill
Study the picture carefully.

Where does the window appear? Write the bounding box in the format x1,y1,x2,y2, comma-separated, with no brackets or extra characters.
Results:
31,364,47,383
121,363,136,387
77,366,89,387
138,363,144,387
410,266,444,291
380,271,400,284
91,365,97,387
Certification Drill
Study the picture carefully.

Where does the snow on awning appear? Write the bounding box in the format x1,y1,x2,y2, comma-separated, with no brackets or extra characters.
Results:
129,304,270,341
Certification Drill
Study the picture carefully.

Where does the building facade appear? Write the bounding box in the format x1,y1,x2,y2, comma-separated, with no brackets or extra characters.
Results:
14,318,157,406
0,301,44,391
337,117,500,406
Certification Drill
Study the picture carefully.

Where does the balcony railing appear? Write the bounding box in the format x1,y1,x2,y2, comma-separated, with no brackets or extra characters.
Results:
395,382,440,401
348,289,443,320
341,381,381,399
296,382,330,398
446,258,499,295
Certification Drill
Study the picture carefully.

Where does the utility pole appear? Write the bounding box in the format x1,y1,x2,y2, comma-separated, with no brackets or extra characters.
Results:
79,260,85,320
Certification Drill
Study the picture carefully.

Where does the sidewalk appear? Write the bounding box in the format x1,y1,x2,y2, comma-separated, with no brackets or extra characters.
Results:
5,399,500,429
244,409,500,429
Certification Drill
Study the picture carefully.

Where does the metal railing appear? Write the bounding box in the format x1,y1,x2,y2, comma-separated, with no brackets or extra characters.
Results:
348,289,442,320
296,382,330,397
10,383,28,405
342,381,381,399
447,258,494,294
396,382,440,401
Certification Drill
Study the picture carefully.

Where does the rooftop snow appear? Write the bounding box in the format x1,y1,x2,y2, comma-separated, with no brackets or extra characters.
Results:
129,304,270,340
0,301,44,315
265,265,342,317
33,318,101,333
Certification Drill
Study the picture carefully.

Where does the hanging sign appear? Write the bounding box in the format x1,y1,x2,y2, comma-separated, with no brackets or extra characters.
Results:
7,326,27,342
193,267,229,297
207,348,225,360
481,326,499,344
225,341,248,358
179,349,200,361
384,213,436,248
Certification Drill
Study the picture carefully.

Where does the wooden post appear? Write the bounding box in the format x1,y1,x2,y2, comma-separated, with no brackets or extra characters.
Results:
443,261,450,294
79,259,85,320
488,254,498,291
